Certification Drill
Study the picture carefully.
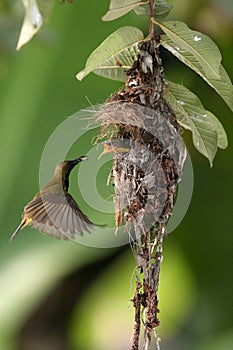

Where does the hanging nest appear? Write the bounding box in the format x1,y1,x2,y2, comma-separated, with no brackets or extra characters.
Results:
96,39,186,233
96,38,187,350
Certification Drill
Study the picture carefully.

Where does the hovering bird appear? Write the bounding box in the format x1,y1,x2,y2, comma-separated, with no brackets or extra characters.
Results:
11,156,94,241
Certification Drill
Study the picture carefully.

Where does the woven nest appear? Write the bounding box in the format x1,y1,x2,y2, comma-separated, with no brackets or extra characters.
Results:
96,101,186,232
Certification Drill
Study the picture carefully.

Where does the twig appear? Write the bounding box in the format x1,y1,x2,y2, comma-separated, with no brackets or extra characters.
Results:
149,0,155,39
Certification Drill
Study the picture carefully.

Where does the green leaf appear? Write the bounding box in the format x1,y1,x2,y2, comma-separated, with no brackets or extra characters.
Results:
102,0,148,21
76,26,144,82
164,81,227,166
161,39,233,110
155,20,222,80
199,64,233,113
134,0,172,19
157,21,233,111
205,111,228,149
16,0,54,50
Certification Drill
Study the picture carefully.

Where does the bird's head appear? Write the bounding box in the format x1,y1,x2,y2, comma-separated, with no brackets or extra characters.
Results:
51,156,87,192
61,156,88,178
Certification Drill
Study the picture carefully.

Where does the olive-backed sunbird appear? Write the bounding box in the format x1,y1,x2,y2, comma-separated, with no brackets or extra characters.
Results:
11,156,94,241
98,139,131,158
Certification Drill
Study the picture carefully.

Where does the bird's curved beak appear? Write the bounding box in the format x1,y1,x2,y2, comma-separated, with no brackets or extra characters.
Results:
72,156,88,163
68,156,88,169
79,156,88,161
98,144,114,159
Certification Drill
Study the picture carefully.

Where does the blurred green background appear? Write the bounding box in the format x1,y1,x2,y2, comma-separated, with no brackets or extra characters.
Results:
0,0,232,349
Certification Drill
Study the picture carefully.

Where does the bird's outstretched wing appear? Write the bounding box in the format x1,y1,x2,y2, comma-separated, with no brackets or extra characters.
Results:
22,192,94,239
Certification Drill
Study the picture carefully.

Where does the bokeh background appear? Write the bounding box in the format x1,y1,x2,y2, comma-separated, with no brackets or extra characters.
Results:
0,0,232,349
